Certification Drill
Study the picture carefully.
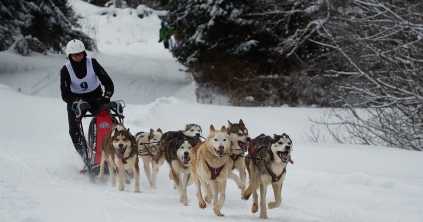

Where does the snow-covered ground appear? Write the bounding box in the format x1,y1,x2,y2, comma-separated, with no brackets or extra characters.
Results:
0,1,422,221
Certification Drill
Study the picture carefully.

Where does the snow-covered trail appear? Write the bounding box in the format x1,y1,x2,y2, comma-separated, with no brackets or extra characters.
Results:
0,1,422,222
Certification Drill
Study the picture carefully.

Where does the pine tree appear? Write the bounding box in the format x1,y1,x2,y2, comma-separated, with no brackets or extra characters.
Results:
0,0,31,51
0,0,93,54
21,0,93,53
166,0,272,86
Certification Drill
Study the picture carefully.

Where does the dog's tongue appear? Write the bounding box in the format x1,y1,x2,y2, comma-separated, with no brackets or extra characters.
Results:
182,157,190,164
279,152,294,164
239,141,249,150
116,149,124,159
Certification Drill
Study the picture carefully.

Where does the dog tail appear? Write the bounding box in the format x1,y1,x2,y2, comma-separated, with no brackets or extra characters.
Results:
243,184,253,200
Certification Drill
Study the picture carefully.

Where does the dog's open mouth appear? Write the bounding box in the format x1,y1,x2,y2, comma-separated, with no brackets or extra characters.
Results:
277,151,290,163
214,148,224,157
238,141,249,152
181,156,190,165
194,137,202,145
116,147,126,159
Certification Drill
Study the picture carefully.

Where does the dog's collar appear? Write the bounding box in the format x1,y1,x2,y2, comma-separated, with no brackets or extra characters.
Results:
205,160,225,180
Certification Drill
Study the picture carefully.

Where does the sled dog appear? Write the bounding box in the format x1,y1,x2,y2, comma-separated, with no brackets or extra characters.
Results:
153,124,203,181
243,133,294,219
190,125,232,216
98,123,140,192
162,131,199,205
135,128,163,189
226,119,250,199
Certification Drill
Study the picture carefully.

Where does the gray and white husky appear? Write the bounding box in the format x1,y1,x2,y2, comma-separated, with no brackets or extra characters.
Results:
226,119,250,199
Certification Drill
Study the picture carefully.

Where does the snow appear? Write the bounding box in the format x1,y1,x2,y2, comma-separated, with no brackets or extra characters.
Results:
0,1,422,221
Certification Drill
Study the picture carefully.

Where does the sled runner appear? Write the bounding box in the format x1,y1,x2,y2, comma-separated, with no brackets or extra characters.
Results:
72,99,125,182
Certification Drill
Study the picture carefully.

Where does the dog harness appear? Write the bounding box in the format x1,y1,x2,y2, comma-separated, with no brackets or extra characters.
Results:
138,144,157,160
264,161,286,182
229,153,243,170
230,153,242,162
205,160,225,180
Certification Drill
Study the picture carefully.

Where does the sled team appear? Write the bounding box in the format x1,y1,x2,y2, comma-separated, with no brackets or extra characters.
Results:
98,120,293,219
62,39,294,219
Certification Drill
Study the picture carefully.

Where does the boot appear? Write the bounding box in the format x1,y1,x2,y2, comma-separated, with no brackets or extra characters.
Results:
70,130,88,164
74,142,88,165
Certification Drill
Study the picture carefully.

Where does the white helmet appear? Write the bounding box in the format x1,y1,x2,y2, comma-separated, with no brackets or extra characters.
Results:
66,39,85,55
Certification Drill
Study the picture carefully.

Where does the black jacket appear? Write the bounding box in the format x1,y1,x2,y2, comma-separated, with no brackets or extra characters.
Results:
60,53,114,104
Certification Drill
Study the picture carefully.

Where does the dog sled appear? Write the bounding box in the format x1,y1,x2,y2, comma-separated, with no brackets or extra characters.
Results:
72,99,125,181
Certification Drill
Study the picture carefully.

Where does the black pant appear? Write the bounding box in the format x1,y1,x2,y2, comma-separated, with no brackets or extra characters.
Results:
163,41,169,49
67,101,102,163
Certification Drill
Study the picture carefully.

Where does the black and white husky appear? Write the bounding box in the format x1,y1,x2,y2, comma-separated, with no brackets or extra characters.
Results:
153,124,203,186
243,133,294,219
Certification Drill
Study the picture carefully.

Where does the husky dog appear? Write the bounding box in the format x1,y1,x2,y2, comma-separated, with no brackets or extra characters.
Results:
153,124,203,181
243,133,294,219
190,125,232,216
161,131,198,205
98,123,140,192
135,128,163,189
182,123,203,138
226,119,250,199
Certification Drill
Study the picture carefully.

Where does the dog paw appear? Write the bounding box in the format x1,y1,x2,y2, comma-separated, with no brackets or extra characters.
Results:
199,201,206,209
237,184,245,189
119,185,124,191
204,196,212,204
213,208,224,217
252,203,258,213
182,199,189,206
268,202,277,209
259,212,268,219
134,190,141,193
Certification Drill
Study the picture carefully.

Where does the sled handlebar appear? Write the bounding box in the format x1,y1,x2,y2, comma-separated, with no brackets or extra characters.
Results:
72,100,91,118
72,99,125,118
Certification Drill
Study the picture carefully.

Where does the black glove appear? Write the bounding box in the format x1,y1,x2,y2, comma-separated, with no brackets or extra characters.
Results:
101,96,110,105
158,39,162,43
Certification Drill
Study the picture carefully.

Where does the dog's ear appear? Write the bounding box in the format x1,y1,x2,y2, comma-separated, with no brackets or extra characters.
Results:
157,128,162,133
239,119,244,126
227,120,232,127
221,125,227,132
210,125,215,132
111,128,119,137
273,134,277,139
